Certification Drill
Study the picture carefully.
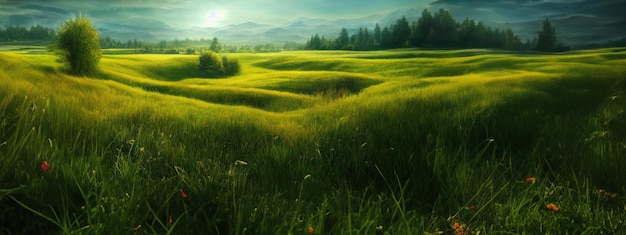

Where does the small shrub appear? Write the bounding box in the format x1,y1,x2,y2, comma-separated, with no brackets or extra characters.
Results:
198,51,240,78
164,49,179,54
199,51,224,77
223,56,241,76
56,15,101,76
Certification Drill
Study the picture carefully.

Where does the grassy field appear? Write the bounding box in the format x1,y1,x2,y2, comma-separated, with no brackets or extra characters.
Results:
1,46,626,234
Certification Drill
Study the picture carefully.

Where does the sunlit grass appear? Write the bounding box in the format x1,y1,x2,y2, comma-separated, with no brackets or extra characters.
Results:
1,47,625,234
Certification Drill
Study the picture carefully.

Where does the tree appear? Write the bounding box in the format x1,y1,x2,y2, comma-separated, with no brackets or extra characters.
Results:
415,9,434,45
535,18,557,51
210,37,221,52
457,18,477,47
222,56,241,76
429,8,457,47
307,34,322,50
503,28,523,50
337,28,350,49
380,26,392,48
391,16,411,47
373,23,382,47
56,15,102,76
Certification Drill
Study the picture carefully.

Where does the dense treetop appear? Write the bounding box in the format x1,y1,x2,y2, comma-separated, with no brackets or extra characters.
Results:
0,25,55,42
306,8,568,52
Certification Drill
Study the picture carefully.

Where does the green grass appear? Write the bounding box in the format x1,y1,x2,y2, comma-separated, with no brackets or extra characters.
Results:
1,46,626,234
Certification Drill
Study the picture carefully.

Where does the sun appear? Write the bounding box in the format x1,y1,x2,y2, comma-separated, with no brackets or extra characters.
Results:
205,10,225,27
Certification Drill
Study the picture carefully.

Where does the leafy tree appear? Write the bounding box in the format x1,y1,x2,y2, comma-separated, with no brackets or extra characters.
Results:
535,18,557,51
199,51,224,77
56,15,102,76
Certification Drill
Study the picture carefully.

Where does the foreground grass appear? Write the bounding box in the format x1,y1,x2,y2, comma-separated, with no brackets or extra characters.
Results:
1,47,625,234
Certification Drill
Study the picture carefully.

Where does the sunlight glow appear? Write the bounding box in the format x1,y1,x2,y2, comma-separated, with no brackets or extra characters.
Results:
205,10,225,27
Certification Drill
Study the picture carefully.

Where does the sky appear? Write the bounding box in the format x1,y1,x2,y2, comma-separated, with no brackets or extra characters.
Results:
1,0,625,44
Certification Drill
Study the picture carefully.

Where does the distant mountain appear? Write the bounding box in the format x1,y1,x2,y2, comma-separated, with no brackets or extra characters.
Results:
379,8,421,26
94,7,624,46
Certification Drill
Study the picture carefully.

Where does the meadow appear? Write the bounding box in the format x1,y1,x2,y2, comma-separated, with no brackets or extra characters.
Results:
1,46,625,234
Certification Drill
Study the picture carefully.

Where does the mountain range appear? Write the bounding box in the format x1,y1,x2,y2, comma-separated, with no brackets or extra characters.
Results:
97,7,624,46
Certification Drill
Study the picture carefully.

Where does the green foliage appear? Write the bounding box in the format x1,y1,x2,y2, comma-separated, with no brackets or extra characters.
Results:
198,51,224,77
391,17,411,47
198,51,240,78
209,37,221,53
337,28,350,49
305,8,555,51
222,56,240,76
0,24,56,42
536,18,557,51
56,15,102,76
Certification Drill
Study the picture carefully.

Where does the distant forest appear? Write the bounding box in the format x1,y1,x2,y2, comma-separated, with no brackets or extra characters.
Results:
0,24,297,53
0,25,56,42
2,9,625,52
305,8,570,52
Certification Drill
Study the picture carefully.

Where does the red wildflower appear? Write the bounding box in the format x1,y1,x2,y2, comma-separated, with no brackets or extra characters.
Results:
308,226,314,234
453,222,470,235
180,189,187,198
525,177,536,184
169,216,173,224
468,205,476,211
41,160,49,172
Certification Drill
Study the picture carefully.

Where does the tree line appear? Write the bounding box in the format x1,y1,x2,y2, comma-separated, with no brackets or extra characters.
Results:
0,25,56,42
55,15,240,78
306,8,567,52
100,36,302,54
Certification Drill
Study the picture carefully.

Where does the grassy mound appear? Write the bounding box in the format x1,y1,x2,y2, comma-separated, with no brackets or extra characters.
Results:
1,47,625,234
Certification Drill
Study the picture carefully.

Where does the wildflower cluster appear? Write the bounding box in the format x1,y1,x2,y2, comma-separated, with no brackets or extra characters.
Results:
598,189,617,199
452,222,470,235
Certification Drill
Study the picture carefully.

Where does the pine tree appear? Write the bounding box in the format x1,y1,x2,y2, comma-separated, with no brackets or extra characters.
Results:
210,37,221,52
415,9,434,45
391,16,411,48
374,24,382,47
337,28,350,49
536,18,557,51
